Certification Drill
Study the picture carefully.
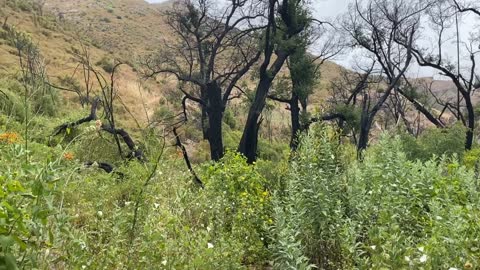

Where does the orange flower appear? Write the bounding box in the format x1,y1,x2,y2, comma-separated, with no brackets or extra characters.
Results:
63,152,74,161
0,132,19,144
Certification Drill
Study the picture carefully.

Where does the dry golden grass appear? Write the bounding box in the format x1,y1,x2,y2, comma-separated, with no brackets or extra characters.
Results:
0,0,348,141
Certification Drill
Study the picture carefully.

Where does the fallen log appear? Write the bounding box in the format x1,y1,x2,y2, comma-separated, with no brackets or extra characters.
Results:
52,97,145,162
84,161,125,178
53,97,100,136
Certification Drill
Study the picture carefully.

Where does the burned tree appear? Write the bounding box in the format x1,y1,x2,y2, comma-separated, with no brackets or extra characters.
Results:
238,0,313,163
143,0,262,161
344,0,422,155
53,54,145,162
322,65,376,145
268,26,342,150
394,0,480,150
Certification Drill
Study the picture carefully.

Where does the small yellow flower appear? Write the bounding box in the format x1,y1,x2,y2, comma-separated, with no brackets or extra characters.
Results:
464,262,473,269
0,132,19,144
262,191,269,197
63,152,74,161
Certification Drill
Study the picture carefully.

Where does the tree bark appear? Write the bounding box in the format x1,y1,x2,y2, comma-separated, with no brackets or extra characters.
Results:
101,125,146,162
201,87,209,140
290,93,301,150
205,81,225,161
357,94,370,157
238,52,288,163
396,87,445,128
465,95,475,150
52,97,100,136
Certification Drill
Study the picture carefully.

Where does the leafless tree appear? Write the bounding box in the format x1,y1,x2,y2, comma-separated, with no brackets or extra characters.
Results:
143,0,263,161
394,0,480,149
344,0,424,156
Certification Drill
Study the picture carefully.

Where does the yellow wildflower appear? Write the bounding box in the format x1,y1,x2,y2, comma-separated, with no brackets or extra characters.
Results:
0,132,19,144
63,152,74,161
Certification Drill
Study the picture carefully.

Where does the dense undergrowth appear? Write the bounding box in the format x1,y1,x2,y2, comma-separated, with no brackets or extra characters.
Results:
2,96,480,269
1,2,480,268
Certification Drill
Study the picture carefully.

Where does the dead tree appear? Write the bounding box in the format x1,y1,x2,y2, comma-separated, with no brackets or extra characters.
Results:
394,0,480,150
143,0,263,161
345,0,423,156
320,64,376,145
53,97,100,135
238,0,313,163
268,26,343,150
52,96,146,162
452,0,480,17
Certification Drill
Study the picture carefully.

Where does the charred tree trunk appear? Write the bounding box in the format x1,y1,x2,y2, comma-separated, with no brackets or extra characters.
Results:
357,94,370,157
201,87,209,140
396,88,445,128
53,97,145,162
465,95,475,150
205,81,225,161
101,125,146,162
239,52,288,163
290,93,301,150
52,97,100,135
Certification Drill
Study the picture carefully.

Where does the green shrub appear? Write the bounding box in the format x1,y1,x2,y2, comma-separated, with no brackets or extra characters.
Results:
223,109,237,129
400,124,466,161
0,80,27,121
0,141,70,269
463,147,480,169
271,128,480,269
152,105,174,124
200,152,273,264
270,125,347,269
31,89,59,117
257,137,288,162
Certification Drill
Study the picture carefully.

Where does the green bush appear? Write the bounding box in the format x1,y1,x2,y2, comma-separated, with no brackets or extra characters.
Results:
0,80,27,121
400,124,466,161
152,105,174,123
270,125,347,269
271,128,480,269
31,89,59,117
0,140,71,269
7,0,33,12
200,152,273,264
257,138,288,162
223,109,237,129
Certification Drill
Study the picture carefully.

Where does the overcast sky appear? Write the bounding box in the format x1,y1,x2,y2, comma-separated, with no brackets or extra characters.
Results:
146,0,479,78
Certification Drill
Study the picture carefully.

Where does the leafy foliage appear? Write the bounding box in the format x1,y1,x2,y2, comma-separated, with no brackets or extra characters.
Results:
270,127,480,269
400,124,466,161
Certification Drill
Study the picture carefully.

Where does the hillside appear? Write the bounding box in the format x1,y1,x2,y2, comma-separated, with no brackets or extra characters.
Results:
0,0,347,141
0,0,167,127
2,0,480,269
